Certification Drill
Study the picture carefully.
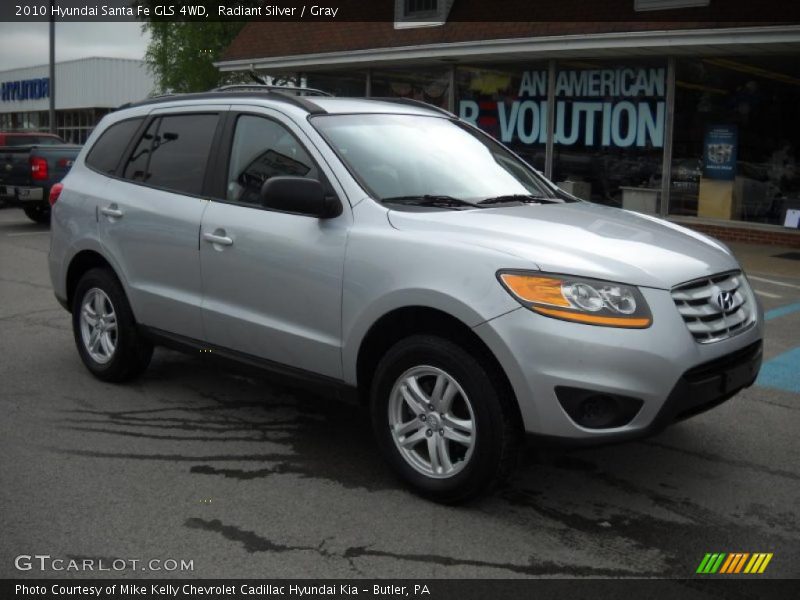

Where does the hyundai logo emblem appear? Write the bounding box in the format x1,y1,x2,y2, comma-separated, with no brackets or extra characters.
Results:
715,290,736,311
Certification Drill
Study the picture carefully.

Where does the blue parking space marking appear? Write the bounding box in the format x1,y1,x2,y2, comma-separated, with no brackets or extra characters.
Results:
765,302,800,321
757,347,800,394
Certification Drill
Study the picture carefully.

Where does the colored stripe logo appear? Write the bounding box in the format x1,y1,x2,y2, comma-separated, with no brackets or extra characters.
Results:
696,553,773,574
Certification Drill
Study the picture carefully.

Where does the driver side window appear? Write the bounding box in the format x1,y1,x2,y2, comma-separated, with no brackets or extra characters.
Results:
226,115,318,205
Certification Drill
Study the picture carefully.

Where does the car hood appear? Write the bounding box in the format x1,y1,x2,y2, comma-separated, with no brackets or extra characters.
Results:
386,201,739,289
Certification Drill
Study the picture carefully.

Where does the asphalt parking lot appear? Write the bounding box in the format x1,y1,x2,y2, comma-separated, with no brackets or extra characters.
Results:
0,207,798,580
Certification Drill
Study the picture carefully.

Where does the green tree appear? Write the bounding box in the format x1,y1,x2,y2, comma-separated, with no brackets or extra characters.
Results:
138,11,249,93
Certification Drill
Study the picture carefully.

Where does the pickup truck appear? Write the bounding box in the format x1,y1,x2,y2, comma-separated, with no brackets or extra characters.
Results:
0,132,81,223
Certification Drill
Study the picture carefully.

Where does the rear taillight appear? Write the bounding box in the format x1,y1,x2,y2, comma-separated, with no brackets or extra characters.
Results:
49,182,63,206
30,156,48,181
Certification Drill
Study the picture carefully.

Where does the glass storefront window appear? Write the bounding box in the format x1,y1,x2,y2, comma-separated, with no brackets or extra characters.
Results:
370,67,450,109
671,56,800,226
551,59,666,211
456,63,547,171
456,59,667,206
0,109,98,142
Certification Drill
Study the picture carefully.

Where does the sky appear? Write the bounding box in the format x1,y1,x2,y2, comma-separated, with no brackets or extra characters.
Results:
0,22,150,71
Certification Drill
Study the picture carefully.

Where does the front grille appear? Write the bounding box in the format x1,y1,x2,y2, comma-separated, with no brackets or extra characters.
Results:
671,271,755,344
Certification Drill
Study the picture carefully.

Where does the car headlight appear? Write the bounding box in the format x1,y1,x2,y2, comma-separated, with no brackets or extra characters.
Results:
497,271,652,328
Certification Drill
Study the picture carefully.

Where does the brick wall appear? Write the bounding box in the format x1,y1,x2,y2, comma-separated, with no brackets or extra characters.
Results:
679,222,800,248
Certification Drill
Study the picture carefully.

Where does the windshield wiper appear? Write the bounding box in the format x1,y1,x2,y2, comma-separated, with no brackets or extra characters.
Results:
477,194,558,205
381,195,476,208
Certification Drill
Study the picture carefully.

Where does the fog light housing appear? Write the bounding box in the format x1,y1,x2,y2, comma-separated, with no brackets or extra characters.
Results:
555,387,643,429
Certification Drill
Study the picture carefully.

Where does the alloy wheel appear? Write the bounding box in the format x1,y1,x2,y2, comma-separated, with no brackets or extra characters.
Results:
388,365,476,479
79,287,118,364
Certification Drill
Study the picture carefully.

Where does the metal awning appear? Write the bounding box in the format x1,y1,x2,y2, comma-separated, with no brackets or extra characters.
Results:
215,25,800,72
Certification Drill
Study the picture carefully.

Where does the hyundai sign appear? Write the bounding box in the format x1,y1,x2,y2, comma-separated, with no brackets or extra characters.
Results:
1,78,50,102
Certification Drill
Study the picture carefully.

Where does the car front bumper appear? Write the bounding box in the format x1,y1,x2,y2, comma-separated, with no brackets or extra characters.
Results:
473,286,764,444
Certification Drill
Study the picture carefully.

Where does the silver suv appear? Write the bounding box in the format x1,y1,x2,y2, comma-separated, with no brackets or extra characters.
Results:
48,88,764,502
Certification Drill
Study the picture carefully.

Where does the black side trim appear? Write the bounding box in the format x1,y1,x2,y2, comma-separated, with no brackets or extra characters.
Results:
139,326,355,399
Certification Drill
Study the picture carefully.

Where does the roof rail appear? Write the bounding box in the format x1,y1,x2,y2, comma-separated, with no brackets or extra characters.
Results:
148,92,179,100
116,92,176,111
212,84,332,97
113,89,328,115
371,97,454,117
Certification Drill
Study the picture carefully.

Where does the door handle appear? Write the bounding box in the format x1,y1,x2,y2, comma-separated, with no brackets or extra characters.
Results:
203,231,234,246
100,205,123,218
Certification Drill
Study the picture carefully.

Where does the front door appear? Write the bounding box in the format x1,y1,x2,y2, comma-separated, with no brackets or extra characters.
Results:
199,111,350,379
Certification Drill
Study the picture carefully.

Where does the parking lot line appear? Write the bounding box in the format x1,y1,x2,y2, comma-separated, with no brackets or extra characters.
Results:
765,302,800,321
749,275,800,290
6,231,50,237
755,290,782,299
756,347,800,394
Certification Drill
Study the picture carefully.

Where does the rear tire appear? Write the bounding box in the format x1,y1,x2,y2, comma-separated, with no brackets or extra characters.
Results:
24,205,50,224
72,268,153,382
370,334,520,503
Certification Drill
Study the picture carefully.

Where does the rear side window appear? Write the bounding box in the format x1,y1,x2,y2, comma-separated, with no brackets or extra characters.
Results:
122,113,219,196
85,118,143,175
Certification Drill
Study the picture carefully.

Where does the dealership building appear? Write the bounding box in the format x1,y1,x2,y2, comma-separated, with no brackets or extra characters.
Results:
0,57,154,144
216,3,800,246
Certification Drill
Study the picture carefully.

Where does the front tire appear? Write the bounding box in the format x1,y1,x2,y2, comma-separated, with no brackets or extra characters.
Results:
24,205,50,224
370,335,520,503
72,268,153,382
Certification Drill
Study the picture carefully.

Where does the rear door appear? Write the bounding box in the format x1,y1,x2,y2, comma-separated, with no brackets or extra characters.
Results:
199,108,350,379
98,107,224,339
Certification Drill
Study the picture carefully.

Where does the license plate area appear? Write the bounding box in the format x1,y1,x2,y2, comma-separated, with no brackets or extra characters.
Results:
722,361,756,394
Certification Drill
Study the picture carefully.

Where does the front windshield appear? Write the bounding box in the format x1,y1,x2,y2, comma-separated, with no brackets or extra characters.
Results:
311,113,559,203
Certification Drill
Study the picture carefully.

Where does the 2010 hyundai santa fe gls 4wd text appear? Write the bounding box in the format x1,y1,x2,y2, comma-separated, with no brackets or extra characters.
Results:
48,89,764,502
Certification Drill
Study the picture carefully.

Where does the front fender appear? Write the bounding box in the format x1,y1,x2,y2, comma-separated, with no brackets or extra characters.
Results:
341,288,515,386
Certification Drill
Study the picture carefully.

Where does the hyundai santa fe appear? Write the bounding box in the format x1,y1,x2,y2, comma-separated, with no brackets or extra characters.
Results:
48,87,764,502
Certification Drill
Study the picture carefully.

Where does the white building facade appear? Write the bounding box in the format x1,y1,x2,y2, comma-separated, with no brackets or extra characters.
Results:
0,57,154,144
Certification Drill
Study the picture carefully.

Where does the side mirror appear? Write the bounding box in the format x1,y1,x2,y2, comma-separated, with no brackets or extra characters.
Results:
260,176,341,218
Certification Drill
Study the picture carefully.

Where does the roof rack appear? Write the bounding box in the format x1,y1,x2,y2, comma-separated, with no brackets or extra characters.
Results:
115,88,328,115
116,92,176,111
212,84,332,97
371,97,454,117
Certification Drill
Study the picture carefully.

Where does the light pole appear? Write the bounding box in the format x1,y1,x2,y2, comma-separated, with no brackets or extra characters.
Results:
48,0,55,134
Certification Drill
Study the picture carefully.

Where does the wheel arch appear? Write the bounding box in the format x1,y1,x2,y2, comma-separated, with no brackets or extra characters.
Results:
354,305,521,423
66,249,125,311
